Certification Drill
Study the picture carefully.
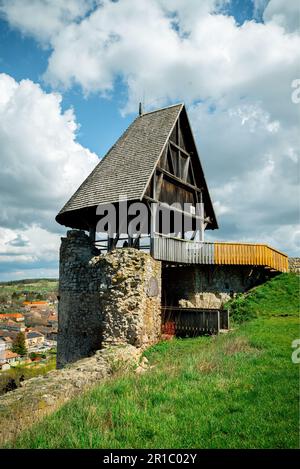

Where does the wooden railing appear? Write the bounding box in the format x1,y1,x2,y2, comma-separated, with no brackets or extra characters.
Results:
162,307,229,335
214,242,288,272
152,234,214,264
151,234,288,272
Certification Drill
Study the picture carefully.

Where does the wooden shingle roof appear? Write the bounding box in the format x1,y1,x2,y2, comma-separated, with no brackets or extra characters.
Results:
56,103,218,230
58,103,183,213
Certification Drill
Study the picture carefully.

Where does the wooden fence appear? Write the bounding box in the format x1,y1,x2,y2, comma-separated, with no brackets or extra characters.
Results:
161,307,229,336
152,234,288,272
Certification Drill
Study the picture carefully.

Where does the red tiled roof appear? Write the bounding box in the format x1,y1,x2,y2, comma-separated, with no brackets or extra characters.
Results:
4,350,19,359
23,301,48,306
0,313,24,319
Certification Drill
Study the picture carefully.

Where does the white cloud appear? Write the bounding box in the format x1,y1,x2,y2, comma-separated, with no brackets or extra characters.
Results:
1,0,299,113
190,99,299,254
0,0,95,44
263,0,300,33
0,225,61,280
0,0,299,275
0,73,98,232
0,225,59,264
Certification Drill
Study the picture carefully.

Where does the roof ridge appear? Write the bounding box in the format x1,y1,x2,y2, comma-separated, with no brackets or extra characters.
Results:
141,102,184,117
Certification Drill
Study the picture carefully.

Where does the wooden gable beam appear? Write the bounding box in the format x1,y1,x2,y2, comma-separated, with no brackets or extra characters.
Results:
159,145,168,169
183,156,190,182
167,143,175,174
155,172,164,199
169,140,190,158
156,166,202,193
188,154,197,188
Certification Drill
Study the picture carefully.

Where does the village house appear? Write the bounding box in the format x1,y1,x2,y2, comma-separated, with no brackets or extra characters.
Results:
47,312,58,327
2,350,19,364
0,336,12,351
0,330,18,341
0,338,5,359
23,301,48,311
0,313,25,322
25,331,45,348
23,302,57,328
1,320,25,333
0,362,10,371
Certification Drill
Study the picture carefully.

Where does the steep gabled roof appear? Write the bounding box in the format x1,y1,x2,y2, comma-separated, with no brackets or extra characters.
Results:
56,103,218,229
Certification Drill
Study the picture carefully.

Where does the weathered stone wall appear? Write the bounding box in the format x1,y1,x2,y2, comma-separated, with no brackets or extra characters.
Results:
162,265,262,309
57,230,101,368
57,230,161,368
93,249,161,348
289,258,300,274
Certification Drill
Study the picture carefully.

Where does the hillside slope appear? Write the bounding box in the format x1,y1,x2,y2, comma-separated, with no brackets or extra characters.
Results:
226,273,299,322
0,278,58,312
7,273,300,449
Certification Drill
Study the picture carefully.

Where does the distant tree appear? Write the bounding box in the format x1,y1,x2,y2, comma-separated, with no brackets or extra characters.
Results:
12,332,27,356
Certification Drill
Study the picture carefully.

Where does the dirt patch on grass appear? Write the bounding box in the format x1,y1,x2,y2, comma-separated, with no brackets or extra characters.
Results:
222,336,260,356
197,359,220,373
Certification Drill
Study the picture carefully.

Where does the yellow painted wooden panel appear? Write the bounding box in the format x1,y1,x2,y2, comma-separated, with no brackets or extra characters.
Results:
214,242,288,272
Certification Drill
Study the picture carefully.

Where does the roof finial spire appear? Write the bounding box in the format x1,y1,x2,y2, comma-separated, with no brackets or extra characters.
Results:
139,102,143,116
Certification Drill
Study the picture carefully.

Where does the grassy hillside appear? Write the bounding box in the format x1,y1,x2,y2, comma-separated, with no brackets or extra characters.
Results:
0,358,57,396
0,279,58,311
10,317,298,449
225,273,299,323
0,278,58,295
8,273,299,449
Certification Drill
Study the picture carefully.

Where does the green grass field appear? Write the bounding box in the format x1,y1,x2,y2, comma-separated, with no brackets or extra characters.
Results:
0,278,58,310
0,355,56,396
9,273,299,449
0,278,58,294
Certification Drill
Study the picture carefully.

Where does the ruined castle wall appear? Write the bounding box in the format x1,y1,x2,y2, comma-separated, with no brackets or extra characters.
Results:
162,265,258,309
289,258,300,274
94,249,161,348
57,230,161,368
57,231,101,368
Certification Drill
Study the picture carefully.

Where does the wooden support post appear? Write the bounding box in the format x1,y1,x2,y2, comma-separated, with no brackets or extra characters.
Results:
133,237,140,249
150,170,157,256
107,237,114,252
128,236,134,247
89,225,96,242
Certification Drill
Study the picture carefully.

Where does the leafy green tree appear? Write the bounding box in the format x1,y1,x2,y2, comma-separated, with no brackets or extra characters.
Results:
12,332,27,356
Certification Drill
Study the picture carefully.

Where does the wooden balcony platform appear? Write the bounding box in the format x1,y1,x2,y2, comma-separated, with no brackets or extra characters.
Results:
151,234,288,272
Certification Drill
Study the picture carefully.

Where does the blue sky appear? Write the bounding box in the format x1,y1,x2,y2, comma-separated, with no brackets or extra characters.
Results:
0,0,299,280
0,0,266,155
0,17,132,157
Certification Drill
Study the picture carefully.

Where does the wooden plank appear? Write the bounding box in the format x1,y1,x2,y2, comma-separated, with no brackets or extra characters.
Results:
169,139,190,157
156,166,202,193
151,235,288,272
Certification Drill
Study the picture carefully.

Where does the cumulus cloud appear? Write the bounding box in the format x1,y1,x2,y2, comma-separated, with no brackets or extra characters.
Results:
1,0,299,114
0,0,299,278
0,73,98,278
189,97,299,253
0,0,95,44
0,73,98,232
0,225,60,280
6,234,29,247
263,0,300,33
